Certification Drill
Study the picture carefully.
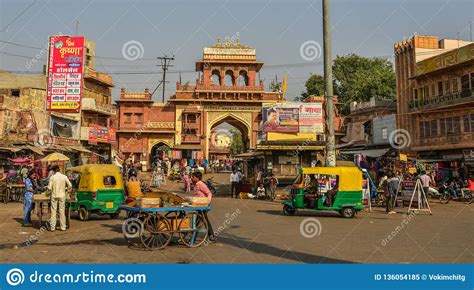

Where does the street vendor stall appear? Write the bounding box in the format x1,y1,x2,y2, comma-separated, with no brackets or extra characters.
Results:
120,192,212,250
0,158,40,204
33,191,77,228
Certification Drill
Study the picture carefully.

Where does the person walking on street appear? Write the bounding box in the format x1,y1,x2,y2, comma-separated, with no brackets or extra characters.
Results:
191,172,216,241
230,169,240,198
22,170,36,227
388,173,400,210
384,173,396,215
47,165,72,231
237,169,243,197
184,172,191,193
256,168,263,187
268,174,279,201
420,171,432,197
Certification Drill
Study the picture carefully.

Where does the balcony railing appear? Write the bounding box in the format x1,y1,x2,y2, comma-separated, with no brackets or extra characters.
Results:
409,89,474,111
415,132,474,147
176,81,265,92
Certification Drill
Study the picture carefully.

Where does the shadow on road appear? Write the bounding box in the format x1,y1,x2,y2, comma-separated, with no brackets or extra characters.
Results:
257,209,342,218
216,234,355,264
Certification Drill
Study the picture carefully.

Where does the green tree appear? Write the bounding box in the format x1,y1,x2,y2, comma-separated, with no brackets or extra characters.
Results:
229,129,244,156
332,54,396,104
301,74,339,99
302,54,396,105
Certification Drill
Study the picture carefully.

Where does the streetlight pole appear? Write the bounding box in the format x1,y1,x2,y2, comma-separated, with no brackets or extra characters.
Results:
323,0,336,167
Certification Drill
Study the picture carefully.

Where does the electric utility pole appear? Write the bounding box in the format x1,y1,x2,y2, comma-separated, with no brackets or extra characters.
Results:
157,55,174,103
323,0,336,167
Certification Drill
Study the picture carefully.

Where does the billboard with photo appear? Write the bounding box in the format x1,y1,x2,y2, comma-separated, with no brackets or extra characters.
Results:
262,103,299,133
46,35,85,111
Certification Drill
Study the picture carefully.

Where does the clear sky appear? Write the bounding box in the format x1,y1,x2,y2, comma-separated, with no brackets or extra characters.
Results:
1,0,473,101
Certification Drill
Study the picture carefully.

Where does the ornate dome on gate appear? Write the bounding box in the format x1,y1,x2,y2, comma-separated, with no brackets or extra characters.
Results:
203,36,257,61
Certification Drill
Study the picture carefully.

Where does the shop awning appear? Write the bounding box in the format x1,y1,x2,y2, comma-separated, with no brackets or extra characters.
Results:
256,145,325,151
173,144,202,150
340,148,390,158
0,146,22,153
22,145,45,155
70,146,92,153
234,151,264,158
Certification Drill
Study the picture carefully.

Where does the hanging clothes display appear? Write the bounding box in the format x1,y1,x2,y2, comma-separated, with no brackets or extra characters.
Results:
171,150,182,159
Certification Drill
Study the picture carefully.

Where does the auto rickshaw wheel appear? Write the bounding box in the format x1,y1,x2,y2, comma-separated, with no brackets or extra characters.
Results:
340,207,355,218
283,205,296,216
109,212,120,219
78,207,89,221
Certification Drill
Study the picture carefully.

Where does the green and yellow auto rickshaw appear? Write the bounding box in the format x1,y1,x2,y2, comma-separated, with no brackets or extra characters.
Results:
283,166,364,218
68,165,125,221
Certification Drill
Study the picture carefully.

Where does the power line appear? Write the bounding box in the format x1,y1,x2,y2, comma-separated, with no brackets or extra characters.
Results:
0,0,37,32
157,55,174,103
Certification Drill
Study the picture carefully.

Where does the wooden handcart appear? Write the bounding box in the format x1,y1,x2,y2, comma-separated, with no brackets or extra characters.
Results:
119,205,211,250
33,193,77,229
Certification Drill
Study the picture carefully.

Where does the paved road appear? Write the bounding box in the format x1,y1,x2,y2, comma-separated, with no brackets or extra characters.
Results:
0,174,472,264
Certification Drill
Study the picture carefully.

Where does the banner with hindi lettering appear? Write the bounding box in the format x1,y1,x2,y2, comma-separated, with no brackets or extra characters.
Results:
46,35,85,111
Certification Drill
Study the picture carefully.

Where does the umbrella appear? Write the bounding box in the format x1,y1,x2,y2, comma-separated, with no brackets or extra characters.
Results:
41,152,70,162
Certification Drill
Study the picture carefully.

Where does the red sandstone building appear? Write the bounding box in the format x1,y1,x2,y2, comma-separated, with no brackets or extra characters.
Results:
116,38,283,167
115,38,344,177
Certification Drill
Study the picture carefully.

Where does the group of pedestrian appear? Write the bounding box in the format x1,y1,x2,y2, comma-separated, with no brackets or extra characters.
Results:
381,171,400,215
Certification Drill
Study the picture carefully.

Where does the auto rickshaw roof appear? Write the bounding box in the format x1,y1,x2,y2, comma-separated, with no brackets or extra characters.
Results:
300,166,362,192
68,164,121,174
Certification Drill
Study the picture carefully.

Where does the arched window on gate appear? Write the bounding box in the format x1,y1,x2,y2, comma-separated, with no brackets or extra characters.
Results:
237,70,248,86
211,69,221,85
224,70,234,86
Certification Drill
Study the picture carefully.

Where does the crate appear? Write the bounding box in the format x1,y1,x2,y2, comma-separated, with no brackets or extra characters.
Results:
136,197,161,208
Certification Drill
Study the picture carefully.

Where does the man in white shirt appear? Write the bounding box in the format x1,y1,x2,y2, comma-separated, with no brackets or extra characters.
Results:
47,165,72,231
230,169,240,198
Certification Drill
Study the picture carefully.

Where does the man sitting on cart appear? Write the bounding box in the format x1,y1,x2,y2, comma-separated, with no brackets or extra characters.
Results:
191,171,216,242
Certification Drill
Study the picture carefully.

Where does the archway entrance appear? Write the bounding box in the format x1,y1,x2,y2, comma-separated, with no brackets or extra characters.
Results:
209,116,249,161
150,142,170,166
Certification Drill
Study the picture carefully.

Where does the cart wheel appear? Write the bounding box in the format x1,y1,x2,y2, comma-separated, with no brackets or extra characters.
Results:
178,212,208,248
283,205,296,216
78,207,89,221
340,207,355,218
140,214,172,250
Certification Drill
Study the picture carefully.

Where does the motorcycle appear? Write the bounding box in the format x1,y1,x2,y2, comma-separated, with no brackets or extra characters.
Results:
438,182,472,204
204,177,217,196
